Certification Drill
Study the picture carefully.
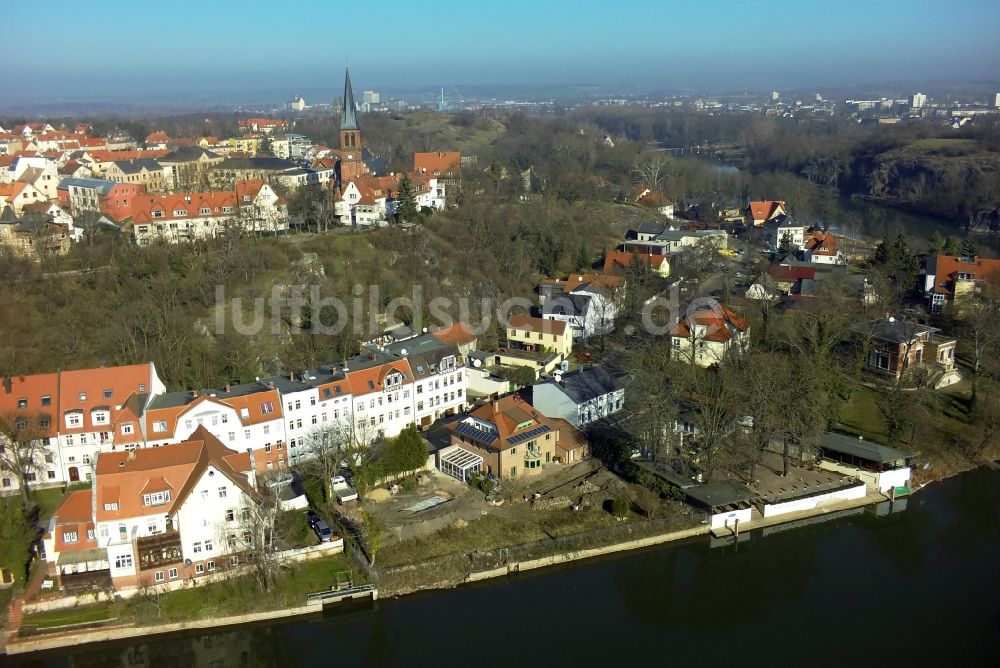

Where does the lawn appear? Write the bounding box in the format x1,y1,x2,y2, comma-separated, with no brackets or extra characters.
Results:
29,486,67,524
119,552,359,624
377,506,643,569
22,603,110,629
836,385,888,441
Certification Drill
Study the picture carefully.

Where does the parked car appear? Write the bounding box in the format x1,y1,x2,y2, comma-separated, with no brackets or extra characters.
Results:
306,510,320,530
313,518,334,542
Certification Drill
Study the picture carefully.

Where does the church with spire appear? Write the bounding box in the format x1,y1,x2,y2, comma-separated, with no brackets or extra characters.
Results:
334,67,371,184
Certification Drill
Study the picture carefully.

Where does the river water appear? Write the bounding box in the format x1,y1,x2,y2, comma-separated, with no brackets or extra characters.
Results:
11,469,1000,668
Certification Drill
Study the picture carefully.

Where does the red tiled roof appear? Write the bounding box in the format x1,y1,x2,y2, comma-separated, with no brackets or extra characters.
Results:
50,490,97,553
748,200,786,221
805,233,839,256
930,255,1000,296
603,250,668,273
414,151,461,177
432,323,478,346
95,426,257,522
767,264,816,282
508,315,567,336
124,191,238,223
670,304,750,343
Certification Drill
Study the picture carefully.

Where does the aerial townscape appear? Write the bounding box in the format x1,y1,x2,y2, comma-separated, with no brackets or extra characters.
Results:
1,1,999,665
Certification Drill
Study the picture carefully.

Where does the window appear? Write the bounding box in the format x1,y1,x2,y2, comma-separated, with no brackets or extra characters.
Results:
263,424,271,435
104,502,119,511
264,443,272,454
17,398,27,409
121,424,133,435
173,209,188,216
67,413,82,427
207,560,216,572
230,556,239,566
48,470,56,480
184,419,193,430
153,421,167,433
193,542,202,553
204,539,213,552
63,531,78,543
115,554,133,569
142,490,171,506
244,429,251,440
195,563,205,574
260,401,274,414
103,389,113,399
79,392,87,401
41,394,51,407
225,509,235,522
229,432,235,442
155,571,164,582
168,567,178,579
201,489,209,500
199,207,211,215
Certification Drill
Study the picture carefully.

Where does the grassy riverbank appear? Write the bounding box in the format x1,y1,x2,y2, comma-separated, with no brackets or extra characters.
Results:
20,553,358,633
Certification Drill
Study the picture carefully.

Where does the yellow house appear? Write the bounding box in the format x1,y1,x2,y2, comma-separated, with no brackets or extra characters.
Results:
507,315,573,360
445,395,587,480
228,135,263,156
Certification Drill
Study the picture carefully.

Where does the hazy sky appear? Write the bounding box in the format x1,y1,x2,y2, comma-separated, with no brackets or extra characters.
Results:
5,0,1000,103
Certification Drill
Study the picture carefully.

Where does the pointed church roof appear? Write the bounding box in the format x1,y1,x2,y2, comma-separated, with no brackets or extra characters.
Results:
341,68,359,131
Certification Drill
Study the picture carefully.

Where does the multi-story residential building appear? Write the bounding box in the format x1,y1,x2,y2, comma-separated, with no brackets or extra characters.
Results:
443,394,585,481
850,316,958,384
0,181,47,215
43,427,259,592
0,362,166,491
57,178,144,219
670,304,750,367
103,158,168,193
383,333,466,429
143,383,287,471
764,216,809,252
922,254,1000,311
121,181,288,245
507,315,573,360
531,366,625,428
159,146,224,190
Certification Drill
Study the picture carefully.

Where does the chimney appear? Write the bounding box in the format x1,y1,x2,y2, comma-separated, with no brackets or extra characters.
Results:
492,398,499,413
2,376,10,394
289,371,295,381
127,449,136,461
246,448,258,488
189,389,197,398
225,384,231,393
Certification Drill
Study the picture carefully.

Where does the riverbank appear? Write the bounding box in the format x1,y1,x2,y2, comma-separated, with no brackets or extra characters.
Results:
3,484,897,655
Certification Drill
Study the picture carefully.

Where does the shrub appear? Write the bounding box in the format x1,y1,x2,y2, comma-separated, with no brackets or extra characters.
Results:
609,496,630,518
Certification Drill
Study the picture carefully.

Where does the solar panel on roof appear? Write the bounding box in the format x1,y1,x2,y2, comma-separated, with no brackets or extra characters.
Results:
454,422,497,446
508,425,551,445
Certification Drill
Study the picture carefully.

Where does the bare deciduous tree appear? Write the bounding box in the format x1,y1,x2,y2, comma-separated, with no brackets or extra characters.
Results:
0,411,53,503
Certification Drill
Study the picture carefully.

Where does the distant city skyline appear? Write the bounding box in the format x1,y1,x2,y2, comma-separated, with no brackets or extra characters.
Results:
3,0,1000,105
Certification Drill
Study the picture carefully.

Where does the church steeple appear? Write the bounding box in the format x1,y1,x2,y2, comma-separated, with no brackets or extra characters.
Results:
340,67,361,150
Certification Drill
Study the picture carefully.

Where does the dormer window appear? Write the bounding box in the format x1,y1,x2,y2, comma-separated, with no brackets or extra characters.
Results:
260,401,274,415
92,410,109,425
17,398,27,409
143,490,171,506
66,411,83,428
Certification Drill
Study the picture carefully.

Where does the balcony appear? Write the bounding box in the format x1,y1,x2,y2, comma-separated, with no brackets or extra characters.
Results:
136,530,183,570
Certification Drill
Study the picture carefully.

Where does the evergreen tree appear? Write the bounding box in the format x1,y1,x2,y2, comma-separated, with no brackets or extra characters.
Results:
958,234,978,258
778,232,794,258
395,174,419,223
